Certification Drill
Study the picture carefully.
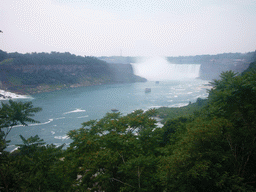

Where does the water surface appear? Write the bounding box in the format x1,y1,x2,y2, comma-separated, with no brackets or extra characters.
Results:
6,79,209,151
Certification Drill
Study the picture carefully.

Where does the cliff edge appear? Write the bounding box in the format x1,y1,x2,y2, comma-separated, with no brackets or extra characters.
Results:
0,50,146,94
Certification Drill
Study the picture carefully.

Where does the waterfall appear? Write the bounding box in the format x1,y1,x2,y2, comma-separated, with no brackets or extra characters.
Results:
132,57,201,81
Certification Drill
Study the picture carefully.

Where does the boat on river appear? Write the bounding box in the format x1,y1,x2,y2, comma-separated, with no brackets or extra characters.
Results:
145,88,151,93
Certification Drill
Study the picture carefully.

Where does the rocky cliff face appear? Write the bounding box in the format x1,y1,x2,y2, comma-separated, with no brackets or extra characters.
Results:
0,63,146,94
166,53,254,80
107,63,146,83
199,59,250,80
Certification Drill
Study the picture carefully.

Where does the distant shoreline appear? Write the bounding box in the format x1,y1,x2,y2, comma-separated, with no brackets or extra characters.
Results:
0,89,31,100
0,81,141,99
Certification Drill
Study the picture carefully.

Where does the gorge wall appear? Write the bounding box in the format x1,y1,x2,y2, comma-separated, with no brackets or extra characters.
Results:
166,52,256,80
100,52,256,80
0,50,146,94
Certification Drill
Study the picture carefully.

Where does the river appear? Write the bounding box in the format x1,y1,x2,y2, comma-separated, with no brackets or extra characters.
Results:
6,78,209,151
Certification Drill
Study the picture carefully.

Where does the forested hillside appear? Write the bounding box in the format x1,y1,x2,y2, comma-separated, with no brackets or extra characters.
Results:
0,58,256,191
0,50,146,94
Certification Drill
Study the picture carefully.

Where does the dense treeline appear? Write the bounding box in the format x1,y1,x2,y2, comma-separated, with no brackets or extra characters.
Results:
0,50,112,91
242,61,256,75
97,51,256,65
166,51,256,64
0,60,256,191
98,56,138,64
0,50,107,66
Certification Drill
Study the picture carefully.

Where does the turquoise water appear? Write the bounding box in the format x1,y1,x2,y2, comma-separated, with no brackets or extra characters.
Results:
6,79,209,151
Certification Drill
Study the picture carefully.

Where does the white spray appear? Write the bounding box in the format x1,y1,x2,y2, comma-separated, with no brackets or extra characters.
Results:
132,57,200,81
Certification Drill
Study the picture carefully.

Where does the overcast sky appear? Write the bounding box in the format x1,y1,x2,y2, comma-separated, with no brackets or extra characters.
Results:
1,0,256,57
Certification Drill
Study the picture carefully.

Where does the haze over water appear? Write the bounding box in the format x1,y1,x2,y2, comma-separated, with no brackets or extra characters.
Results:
6,60,209,152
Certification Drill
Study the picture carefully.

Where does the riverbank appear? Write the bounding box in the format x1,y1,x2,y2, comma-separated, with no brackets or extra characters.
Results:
0,89,31,100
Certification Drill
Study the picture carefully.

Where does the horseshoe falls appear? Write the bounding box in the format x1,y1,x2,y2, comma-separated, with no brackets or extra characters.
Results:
132,57,201,81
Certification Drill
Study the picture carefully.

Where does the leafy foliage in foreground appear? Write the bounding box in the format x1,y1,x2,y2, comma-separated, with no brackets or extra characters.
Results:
0,64,256,191
0,100,68,191
65,109,164,191
0,100,42,151
158,70,256,191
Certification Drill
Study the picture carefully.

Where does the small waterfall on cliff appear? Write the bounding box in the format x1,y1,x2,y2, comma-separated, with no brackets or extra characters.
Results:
132,57,201,81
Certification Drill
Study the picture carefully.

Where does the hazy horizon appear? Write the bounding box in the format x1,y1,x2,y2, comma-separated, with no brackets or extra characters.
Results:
1,0,256,57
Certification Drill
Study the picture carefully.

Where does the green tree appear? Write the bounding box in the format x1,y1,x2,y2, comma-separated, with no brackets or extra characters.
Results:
1,134,70,191
159,70,256,191
159,118,243,191
65,109,164,191
207,70,256,187
0,100,42,141
0,100,42,191
18,137,67,191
